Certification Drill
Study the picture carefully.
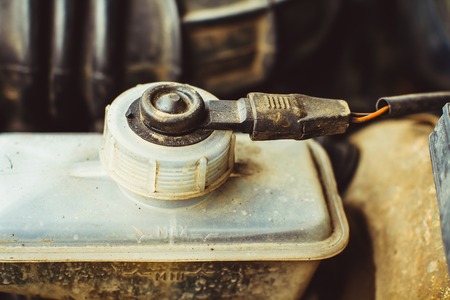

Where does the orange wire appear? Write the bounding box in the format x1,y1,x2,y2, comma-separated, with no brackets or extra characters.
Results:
351,105,389,123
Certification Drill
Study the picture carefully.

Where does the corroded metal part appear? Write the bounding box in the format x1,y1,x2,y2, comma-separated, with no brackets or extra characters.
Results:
139,83,206,136
127,98,213,147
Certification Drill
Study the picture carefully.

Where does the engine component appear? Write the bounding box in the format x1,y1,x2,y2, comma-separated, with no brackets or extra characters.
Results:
0,0,51,131
429,103,450,275
0,82,348,299
180,0,276,96
101,83,234,200
377,92,450,117
50,0,90,131
343,117,450,299
350,91,450,124
0,0,341,132
0,135,348,299
102,81,353,201
201,92,350,140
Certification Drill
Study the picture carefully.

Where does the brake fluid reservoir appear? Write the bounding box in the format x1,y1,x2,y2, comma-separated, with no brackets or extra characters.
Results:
0,83,349,300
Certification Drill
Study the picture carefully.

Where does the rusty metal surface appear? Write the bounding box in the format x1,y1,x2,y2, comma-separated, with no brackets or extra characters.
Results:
127,98,213,147
343,116,450,299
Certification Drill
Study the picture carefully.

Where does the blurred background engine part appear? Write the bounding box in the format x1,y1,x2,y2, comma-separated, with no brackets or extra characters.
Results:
3,0,450,133
0,0,339,132
430,103,450,275
0,0,181,132
0,0,52,132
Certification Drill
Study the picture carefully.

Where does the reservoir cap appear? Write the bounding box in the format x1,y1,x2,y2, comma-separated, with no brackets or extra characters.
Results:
100,82,235,200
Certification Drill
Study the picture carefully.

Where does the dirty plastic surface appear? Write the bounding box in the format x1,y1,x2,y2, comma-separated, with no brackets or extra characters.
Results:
0,134,348,262
101,83,235,200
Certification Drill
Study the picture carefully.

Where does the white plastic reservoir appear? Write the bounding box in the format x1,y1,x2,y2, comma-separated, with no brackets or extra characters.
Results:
0,83,349,300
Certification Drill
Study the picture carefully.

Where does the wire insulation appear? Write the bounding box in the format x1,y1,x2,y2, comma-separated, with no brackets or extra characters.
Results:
351,106,389,123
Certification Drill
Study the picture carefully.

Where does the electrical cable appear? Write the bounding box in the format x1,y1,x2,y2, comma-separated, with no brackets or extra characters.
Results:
350,91,450,124
351,106,389,123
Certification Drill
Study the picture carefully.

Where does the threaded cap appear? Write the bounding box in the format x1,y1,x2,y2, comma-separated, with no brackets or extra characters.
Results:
100,82,235,200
